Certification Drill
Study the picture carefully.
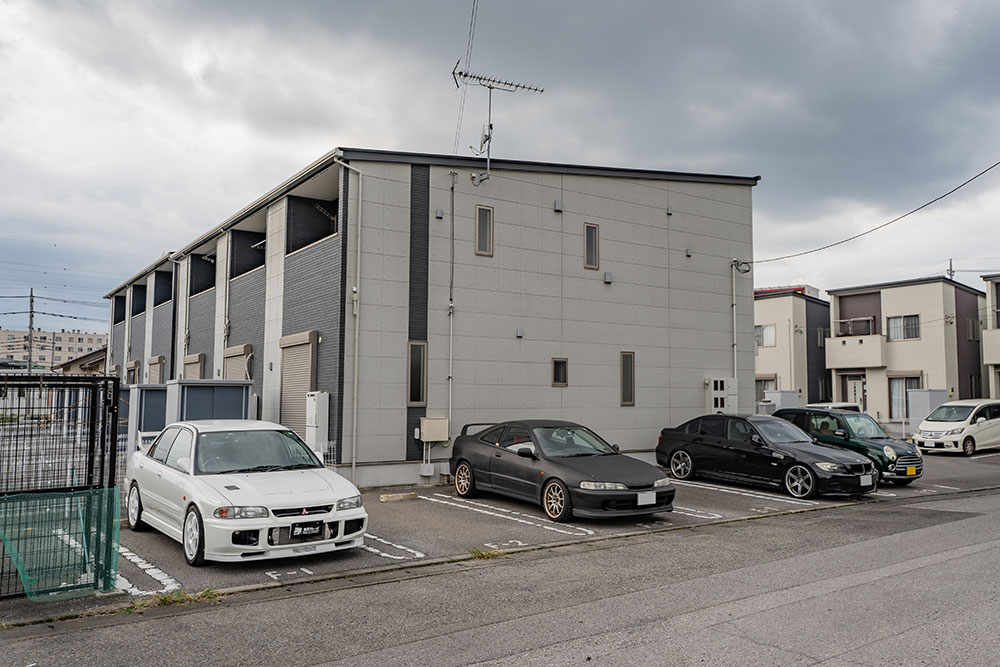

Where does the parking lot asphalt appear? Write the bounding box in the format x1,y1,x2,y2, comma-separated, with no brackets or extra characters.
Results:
3,448,999,626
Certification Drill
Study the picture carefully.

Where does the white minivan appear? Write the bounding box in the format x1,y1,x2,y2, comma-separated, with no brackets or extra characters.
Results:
913,399,1000,456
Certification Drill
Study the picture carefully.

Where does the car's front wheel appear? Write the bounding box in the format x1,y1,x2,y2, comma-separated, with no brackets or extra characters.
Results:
784,464,817,499
127,483,146,532
963,437,976,456
542,479,572,522
669,450,695,480
183,506,206,566
454,460,477,498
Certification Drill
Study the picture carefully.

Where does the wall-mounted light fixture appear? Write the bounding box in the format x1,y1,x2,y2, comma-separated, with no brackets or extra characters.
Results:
553,200,563,212
666,207,673,216
516,328,524,338
604,272,613,284
435,208,444,219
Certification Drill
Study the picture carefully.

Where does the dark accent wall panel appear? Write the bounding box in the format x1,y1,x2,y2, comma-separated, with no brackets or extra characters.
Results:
130,286,147,316
230,230,266,278
189,255,216,295
283,235,343,458
228,267,266,398
153,271,172,306
286,195,338,254
128,315,145,364
955,287,982,398
111,322,125,376
805,299,830,403
151,302,173,380
187,290,216,378
113,296,126,324
837,293,882,335
406,164,430,462
335,168,349,464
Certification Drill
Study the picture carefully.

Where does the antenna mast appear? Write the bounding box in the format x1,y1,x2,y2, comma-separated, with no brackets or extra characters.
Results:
452,62,543,185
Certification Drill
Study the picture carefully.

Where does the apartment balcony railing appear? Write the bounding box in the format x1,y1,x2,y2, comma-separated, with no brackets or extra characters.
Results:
825,333,887,369
834,317,875,337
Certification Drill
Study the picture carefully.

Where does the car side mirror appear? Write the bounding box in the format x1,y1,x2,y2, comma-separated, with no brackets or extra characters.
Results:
834,429,847,439
175,456,191,473
751,434,763,445
976,417,986,425
516,447,536,459
612,443,620,452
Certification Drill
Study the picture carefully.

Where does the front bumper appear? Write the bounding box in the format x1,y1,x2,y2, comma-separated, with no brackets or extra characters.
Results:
913,437,961,452
815,471,877,496
569,486,675,518
201,506,368,562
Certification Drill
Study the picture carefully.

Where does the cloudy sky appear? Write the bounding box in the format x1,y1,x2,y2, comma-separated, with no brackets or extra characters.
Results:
2,0,999,334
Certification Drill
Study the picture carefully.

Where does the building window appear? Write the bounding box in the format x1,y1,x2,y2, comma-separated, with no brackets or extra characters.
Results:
755,378,776,403
887,315,920,341
552,358,568,387
584,223,599,270
818,375,832,402
967,318,981,342
889,376,921,419
407,341,427,406
817,328,826,347
970,373,982,399
620,352,634,406
475,205,493,257
754,324,776,348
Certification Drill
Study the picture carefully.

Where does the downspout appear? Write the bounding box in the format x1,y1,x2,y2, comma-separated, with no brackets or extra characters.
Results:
731,260,738,380
448,172,457,439
332,157,363,483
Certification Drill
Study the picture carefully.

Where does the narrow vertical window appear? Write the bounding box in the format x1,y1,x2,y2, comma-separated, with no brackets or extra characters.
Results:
408,341,427,406
584,223,599,269
475,205,493,257
620,351,635,406
552,358,568,387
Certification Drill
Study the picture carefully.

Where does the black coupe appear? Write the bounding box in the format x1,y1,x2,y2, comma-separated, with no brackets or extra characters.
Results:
655,414,877,499
450,420,675,521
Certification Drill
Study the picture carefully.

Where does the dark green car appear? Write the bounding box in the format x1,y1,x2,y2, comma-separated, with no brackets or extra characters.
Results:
773,408,923,486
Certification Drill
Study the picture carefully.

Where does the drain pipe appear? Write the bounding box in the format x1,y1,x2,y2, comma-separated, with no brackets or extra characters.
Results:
731,258,751,396
333,157,364,483
448,172,457,440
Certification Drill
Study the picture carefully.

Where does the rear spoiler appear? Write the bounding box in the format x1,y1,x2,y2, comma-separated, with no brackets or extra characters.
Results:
461,422,497,436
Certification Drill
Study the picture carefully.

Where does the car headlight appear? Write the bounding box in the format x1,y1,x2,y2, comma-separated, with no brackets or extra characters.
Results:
653,477,672,488
214,506,269,519
815,462,848,473
883,445,897,461
337,495,362,511
945,428,964,436
580,481,627,490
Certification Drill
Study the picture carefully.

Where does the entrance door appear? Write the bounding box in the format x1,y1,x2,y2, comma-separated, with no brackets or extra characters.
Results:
846,377,865,411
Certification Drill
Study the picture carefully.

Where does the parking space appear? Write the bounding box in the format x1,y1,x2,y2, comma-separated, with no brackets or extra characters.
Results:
110,450,1000,596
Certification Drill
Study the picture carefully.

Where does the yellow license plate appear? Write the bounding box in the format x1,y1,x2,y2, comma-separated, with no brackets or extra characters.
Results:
906,466,916,476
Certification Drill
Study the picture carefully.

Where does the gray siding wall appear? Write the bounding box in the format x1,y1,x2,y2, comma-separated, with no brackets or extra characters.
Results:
151,302,173,379
228,266,266,398
955,287,982,398
187,290,216,378
805,298,830,403
111,322,125,375
406,164,429,461
283,235,343,459
128,314,145,365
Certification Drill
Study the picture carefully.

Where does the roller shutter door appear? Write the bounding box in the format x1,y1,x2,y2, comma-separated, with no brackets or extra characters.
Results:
223,355,245,380
280,342,312,436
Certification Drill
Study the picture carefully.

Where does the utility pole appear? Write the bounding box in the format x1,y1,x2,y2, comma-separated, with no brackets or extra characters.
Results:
947,259,955,280
27,288,34,374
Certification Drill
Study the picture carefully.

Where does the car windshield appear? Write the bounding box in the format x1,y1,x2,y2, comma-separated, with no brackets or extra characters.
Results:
753,419,811,444
844,414,888,438
533,426,616,458
195,429,322,474
925,405,974,423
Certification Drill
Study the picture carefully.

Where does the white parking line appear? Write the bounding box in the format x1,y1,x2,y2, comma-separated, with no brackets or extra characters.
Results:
870,490,897,497
54,529,179,597
930,484,960,490
417,494,594,536
672,505,724,520
670,479,819,506
433,494,598,535
974,452,1000,459
360,533,426,560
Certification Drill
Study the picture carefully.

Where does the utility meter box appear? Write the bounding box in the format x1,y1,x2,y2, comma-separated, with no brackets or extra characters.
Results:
126,384,167,453
305,391,330,458
764,390,800,411
165,379,252,423
419,417,450,443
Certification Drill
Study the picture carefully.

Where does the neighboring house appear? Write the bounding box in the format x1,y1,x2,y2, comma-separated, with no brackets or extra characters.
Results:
982,273,1000,399
59,346,108,375
105,147,760,486
0,328,107,371
825,277,986,428
753,286,831,406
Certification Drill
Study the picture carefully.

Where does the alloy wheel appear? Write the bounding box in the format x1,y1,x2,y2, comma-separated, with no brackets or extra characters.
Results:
785,465,814,498
128,486,140,526
670,451,693,479
184,512,200,561
544,482,565,518
456,463,472,495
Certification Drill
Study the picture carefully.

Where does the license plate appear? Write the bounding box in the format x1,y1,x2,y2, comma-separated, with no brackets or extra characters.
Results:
637,491,656,506
906,466,916,476
859,474,872,486
291,521,323,537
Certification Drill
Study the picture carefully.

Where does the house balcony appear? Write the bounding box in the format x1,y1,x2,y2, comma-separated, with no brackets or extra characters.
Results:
984,328,1000,366
825,334,887,369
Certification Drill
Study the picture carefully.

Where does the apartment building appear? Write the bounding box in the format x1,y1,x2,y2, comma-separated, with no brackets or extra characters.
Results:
753,286,831,405
982,273,1000,398
106,147,759,486
825,277,986,427
0,328,108,371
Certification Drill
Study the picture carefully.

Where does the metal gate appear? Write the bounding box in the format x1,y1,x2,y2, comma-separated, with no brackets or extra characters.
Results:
0,374,121,600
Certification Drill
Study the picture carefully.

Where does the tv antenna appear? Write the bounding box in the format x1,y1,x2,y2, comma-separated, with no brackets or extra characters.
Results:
452,62,543,185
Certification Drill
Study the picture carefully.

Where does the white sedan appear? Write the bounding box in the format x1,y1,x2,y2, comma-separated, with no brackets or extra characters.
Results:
123,420,368,565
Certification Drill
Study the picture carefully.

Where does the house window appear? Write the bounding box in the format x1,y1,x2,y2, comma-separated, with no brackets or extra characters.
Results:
584,223,599,270
755,378,776,403
970,374,982,399
754,324,776,347
620,352,634,406
552,358,568,387
889,376,921,419
475,205,493,257
407,341,427,406
887,315,920,341
817,328,826,347
967,318,981,342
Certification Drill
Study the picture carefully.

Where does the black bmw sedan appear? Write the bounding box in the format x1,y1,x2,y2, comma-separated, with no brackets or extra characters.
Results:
450,420,674,521
655,414,877,499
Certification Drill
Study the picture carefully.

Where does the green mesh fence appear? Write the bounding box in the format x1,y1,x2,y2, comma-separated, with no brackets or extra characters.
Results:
0,487,120,601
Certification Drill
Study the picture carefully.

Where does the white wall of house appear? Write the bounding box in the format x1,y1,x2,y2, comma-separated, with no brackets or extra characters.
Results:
261,199,288,423
754,295,808,404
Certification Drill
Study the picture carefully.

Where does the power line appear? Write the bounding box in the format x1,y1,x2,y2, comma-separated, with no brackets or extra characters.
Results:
755,158,1000,264
34,295,106,308
0,235,152,259
0,259,123,278
33,311,107,323
452,0,479,155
